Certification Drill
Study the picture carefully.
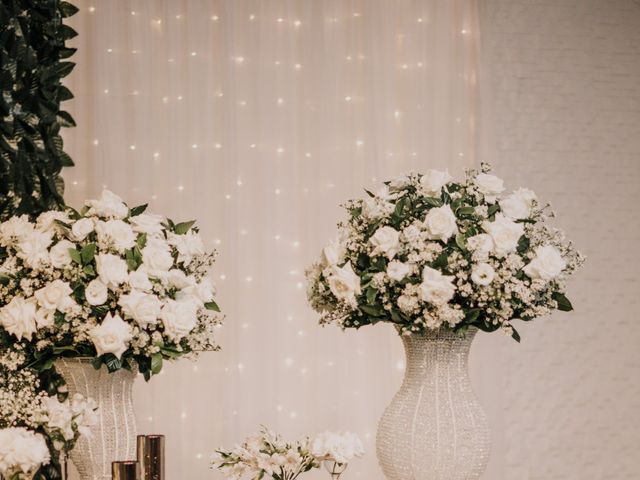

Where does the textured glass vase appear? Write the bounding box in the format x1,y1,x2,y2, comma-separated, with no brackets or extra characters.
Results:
55,358,138,480
376,327,490,480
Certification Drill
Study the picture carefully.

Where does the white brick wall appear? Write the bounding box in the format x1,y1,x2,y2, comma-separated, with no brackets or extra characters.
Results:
476,1,640,478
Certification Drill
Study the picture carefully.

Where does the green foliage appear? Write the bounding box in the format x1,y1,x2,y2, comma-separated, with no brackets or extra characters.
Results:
0,0,78,220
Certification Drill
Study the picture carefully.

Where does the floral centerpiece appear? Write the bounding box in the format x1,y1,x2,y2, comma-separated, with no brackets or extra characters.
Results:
306,165,584,340
0,189,223,378
0,349,96,480
211,428,320,480
305,165,584,480
0,189,223,479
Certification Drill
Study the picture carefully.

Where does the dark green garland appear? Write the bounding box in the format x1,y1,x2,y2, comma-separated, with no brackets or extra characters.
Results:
0,0,78,221
0,1,77,478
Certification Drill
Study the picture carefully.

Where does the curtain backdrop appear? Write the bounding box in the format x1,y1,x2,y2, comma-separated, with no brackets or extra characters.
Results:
63,1,481,478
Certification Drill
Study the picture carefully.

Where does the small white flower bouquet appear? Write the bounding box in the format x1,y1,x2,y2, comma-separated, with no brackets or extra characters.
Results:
211,428,320,480
306,164,585,340
212,429,364,480
0,190,224,379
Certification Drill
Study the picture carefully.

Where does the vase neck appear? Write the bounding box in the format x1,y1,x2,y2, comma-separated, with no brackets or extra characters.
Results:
400,328,476,374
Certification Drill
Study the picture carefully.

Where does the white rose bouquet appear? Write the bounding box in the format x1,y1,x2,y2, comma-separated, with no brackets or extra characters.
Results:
0,349,97,479
0,190,224,379
306,164,585,340
211,428,320,480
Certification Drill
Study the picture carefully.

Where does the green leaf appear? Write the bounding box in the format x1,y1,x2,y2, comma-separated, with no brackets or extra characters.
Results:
464,308,481,323
517,235,530,254
204,300,221,312
0,274,11,285
60,1,80,17
360,305,385,318
423,197,443,208
68,248,82,265
151,353,163,375
81,243,96,264
553,292,574,312
174,220,196,235
457,206,475,217
487,204,500,217
83,264,96,276
366,287,377,305
130,204,148,216
455,233,467,251
136,233,147,249
432,251,449,269
511,326,522,343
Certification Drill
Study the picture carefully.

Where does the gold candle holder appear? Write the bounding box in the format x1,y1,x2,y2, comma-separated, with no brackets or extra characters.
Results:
137,435,165,480
111,461,140,480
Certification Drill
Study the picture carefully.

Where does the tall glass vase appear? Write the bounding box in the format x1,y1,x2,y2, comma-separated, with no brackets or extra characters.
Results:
55,358,138,480
376,328,490,480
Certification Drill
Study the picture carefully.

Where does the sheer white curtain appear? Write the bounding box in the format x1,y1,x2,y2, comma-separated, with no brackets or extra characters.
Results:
63,1,480,478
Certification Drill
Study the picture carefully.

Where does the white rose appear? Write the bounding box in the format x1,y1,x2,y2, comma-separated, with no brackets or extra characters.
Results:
523,245,567,281
167,231,204,266
34,280,74,312
327,261,361,304
420,169,452,196
166,269,196,289
482,214,524,257
71,217,94,241
369,226,400,259
141,239,174,276
388,174,411,190
467,233,494,255
0,296,37,340
36,210,71,234
160,299,198,341
424,205,458,242
321,239,346,266
0,214,32,247
49,239,75,269
85,279,108,306
89,312,132,359
129,270,153,291
0,428,50,474
119,290,162,328
177,277,215,306
500,188,537,220
375,185,400,201
85,190,129,219
95,219,136,252
95,253,129,289
16,230,52,269
362,197,394,220
386,261,412,282
475,173,505,202
471,263,496,286
420,266,456,305
129,213,165,236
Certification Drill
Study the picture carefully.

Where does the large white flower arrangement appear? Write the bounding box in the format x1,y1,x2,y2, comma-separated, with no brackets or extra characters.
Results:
0,190,223,378
0,350,96,479
306,165,585,340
